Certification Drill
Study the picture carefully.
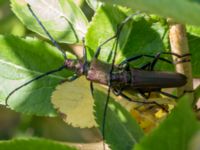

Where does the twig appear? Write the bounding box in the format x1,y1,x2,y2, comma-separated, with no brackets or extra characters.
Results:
64,141,110,150
168,19,194,103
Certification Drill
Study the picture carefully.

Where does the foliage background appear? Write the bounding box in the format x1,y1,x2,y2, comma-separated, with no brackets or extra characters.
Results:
1,0,200,150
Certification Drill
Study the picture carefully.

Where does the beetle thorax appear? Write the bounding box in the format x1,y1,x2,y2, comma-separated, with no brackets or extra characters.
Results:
64,59,85,75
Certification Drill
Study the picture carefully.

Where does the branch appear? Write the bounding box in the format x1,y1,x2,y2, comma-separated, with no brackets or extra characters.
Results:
168,19,194,103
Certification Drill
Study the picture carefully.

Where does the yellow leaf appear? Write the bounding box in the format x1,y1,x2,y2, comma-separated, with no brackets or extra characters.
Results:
155,109,167,118
51,76,97,128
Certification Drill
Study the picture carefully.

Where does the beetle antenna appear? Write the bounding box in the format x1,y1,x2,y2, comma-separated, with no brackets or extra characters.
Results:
101,13,139,149
5,65,66,107
27,4,67,61
94,12,140,59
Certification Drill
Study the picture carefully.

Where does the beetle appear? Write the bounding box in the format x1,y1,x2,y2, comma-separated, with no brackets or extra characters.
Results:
5,4,190,149
5,3,190,118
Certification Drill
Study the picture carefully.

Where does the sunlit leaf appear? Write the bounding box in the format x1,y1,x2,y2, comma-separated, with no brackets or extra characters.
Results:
0,35,72,116
51,76,97,128
100,0,200,26
11,0,88,43
86,0,101,10
85,5,172,71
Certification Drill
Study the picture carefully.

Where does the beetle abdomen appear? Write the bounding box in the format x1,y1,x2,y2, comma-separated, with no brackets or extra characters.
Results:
130,69,187,88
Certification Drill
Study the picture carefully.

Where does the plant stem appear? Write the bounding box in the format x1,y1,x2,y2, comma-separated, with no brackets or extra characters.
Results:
168,19,194,103
65,141,110,150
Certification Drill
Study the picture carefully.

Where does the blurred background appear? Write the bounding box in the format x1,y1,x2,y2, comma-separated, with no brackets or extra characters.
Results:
0,0,102,145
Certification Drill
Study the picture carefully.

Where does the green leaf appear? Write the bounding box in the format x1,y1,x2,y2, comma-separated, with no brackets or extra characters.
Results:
187,26,200,77
188,34,200,77
99,0,200,26
85,5,132,62
0,0,6,5
0,35,72,116
86,0,101,10
187,25,200,37
85,5,172,71
0,138,76,150
93,88,144,150
11,0,88,44
134,95,200,150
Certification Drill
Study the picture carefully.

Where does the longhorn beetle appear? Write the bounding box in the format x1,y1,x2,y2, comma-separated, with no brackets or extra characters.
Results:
6,3,189,149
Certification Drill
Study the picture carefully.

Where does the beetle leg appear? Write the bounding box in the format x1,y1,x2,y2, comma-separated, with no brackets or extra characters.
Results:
90,81,94,97
112,88,123,96
60,74,79,84
137,89,152,99
150,52,191,70
140,62,152,70
157,90,178,99
158,90,194,99
118,92,168,112
119,52,191,71
119,54,173,67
